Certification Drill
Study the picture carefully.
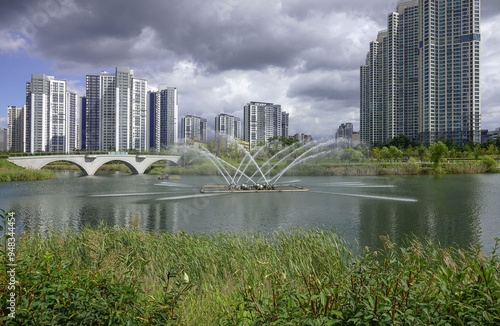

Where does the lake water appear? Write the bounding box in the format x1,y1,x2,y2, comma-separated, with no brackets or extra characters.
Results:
1,172,499,252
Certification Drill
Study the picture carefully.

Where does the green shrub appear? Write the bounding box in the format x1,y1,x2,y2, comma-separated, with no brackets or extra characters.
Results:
482,156,499,173
1,220,499,325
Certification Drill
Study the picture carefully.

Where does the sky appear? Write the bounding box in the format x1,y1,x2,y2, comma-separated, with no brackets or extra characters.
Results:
1,0,500,140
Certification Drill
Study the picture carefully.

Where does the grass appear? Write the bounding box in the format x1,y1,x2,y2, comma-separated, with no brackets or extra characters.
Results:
1,219,499,325
0,159,55,182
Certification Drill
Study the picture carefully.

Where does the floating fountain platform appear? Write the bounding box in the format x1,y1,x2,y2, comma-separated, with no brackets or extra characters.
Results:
201,184,309,193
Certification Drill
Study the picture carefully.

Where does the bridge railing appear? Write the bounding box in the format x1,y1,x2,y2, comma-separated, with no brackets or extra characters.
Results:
7,151,178,157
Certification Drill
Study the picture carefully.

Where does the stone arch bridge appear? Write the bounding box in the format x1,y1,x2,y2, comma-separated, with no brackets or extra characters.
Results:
7,153,181,176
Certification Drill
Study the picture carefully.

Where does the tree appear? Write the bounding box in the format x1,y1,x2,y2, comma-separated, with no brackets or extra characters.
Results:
381,147,391,162
486,143,499,156
386,134,421,149
404,146,417,159
388,146,403,162
417,145,430,162
372,147,382,162
482,156,499,173
473,144,482,160
341,148,363,165
429,141,448,168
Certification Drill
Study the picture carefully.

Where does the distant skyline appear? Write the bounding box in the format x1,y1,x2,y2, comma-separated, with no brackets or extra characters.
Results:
1,0,500,139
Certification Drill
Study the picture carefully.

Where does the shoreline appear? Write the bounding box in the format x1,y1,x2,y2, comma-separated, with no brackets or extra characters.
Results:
1,158,498,182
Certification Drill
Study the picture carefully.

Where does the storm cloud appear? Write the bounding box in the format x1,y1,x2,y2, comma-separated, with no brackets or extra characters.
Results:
1,0,499,138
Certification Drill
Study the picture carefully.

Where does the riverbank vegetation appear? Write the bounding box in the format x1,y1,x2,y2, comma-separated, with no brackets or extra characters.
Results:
2,134,499,180
42,161,133,174
1,220,499,325
0,158,54,182
184,135,500,177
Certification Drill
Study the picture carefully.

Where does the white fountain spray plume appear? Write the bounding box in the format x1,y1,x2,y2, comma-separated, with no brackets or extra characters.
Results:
255,141,315,183
216,155,259,185
232,150,250,182
235,141,273,179
198,147,236,184
232,141,267,183
176,144,233,185
198,146,257,185
269,140,336,184
261,140,300,170
233,142,269,185
203,151,232,185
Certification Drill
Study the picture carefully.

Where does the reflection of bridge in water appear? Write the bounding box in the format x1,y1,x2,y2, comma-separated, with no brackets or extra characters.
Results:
7,153,181,176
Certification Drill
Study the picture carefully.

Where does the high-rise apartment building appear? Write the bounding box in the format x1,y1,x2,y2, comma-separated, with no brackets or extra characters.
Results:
281,112,289,138
7,105,26,151
0,129,7,152
181,115,207,141
336,123,354,139
234,117,241,139
25,74,77,153
265,104,282,141
336,122,355,146
79,96,86,150
360,0,480,145
243,102,286,148
66,91,78,152
215,113,241,139
200,118,208,140
85,67,148,151
130,77,148,151
148,85,178,151
215,113,234,138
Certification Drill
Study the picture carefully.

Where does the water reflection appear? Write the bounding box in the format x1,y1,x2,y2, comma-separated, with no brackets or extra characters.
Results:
0,173,498,252
358,175,482,250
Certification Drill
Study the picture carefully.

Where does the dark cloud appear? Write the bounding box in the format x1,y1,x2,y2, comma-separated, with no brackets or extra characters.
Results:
1,0,499,138
287,70,359,104
4,0,367,74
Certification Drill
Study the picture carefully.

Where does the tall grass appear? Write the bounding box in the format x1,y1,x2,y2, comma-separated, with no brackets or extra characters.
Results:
0,159,55,182
43,161,133,174
1,223,498,324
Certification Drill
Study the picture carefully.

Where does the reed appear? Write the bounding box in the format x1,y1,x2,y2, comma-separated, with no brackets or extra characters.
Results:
1,221,498,325
0,159,55,182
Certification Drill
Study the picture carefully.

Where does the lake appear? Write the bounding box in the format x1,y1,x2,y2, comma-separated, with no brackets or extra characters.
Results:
1,172,499,252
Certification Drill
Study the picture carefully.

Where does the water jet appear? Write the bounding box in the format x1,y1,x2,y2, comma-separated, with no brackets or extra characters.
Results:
176,139,336,193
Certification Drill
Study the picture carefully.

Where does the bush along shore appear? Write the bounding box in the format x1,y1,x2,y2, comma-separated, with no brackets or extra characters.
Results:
1,220,499,325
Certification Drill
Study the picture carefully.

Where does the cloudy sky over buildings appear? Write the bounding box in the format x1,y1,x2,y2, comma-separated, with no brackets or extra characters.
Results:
0,0,499,139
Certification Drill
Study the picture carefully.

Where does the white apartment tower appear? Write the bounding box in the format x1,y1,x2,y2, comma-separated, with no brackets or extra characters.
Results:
243,102,286,148
181,115,207,141
234,117,241,139
215,113,235,138
25,74,77,153
360,0,480,145
7,105,26,151
418,0,481,144
85,67,148,151
281,112,289,138
130,77,148,151
148,85,178,151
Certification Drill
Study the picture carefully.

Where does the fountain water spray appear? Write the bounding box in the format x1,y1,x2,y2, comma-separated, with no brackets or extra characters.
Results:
175,138,338,193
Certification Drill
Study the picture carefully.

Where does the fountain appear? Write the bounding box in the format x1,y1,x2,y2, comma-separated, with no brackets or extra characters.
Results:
178,139,335,193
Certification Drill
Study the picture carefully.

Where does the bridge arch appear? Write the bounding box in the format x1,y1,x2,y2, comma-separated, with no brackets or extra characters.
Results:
142,158,180,173
38,159,91,176
92,159,140,175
